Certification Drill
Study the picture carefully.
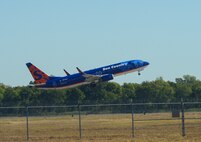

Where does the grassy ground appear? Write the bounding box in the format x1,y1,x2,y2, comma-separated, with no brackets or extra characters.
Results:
1,112,201,142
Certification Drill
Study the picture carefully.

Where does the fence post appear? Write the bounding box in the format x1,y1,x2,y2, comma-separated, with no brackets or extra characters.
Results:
78,104,82,139
26,106,29,140
131,102,134,138
181,99,185,136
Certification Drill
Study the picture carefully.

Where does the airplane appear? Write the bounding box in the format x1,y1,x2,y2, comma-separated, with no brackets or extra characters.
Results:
26,59,149,89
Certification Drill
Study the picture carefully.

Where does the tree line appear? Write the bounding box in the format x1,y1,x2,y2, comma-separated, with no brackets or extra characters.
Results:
1,75,201,107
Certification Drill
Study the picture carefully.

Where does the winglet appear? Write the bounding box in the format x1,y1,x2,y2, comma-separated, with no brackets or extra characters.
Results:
63,69,70,76
76,67,85,75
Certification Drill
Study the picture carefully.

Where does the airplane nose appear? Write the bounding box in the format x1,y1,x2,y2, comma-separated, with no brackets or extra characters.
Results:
143,61,149,66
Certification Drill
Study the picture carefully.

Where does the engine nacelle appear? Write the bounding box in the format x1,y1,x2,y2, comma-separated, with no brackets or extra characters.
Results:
101,74,114,82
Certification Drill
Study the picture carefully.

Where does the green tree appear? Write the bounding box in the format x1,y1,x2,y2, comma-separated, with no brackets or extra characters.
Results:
135,81,152,102
175,84,192,101
0,84,6,106
191,82,201,101
121,83,137,103
1,74,201,106
2,87,19,106
80,83,108,103
175,75,197,101
39,89,66,105
66,88,85,104
103,82,121,103
135,78,174,103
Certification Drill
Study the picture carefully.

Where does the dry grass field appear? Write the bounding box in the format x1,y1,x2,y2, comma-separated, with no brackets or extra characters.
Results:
1,112,201,142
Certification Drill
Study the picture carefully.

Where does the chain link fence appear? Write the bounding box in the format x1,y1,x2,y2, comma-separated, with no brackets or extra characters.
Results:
1,102,201,141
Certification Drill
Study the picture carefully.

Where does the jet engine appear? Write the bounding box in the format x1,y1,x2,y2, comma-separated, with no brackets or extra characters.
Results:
101,74,114,82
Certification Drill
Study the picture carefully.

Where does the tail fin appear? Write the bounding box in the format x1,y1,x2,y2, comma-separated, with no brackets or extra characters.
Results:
26,63,49,84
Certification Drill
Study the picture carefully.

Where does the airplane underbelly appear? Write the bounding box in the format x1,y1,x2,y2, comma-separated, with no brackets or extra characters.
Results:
114,66,146,76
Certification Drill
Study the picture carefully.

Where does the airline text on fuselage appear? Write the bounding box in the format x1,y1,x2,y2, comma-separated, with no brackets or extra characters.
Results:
103,63,128,71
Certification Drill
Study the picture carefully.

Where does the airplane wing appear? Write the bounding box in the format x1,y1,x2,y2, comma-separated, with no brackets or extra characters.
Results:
76,67,101,82
76,67,114,83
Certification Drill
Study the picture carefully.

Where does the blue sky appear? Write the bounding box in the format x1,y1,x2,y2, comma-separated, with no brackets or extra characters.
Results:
0,0,201,86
